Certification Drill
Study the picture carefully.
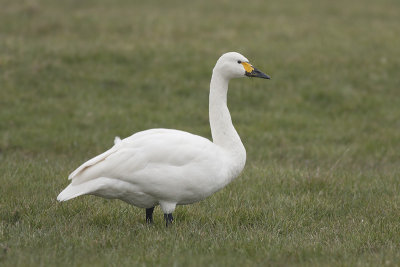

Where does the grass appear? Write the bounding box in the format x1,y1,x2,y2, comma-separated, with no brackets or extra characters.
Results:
1,0,400,265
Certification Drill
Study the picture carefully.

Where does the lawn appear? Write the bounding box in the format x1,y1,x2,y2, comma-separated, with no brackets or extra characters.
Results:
1,0,400,266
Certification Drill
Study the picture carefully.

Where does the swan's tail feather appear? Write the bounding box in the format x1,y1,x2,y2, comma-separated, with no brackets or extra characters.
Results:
57,183,93,202
57,177,120,202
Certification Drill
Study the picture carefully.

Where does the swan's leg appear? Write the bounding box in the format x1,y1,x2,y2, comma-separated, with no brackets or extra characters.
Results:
159,201,176,227
146,207,155,224
164,213,174,227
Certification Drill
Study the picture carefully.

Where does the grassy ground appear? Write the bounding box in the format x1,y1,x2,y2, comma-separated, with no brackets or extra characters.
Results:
1,0,400,266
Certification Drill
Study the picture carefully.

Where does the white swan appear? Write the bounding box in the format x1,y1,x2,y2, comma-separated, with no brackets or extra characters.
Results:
57,52,270,226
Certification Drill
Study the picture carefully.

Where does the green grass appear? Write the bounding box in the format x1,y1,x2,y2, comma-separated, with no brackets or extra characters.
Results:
1,0,400,266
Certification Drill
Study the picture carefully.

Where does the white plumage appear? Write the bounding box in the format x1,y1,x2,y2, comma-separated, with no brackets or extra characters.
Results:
57,52,270,225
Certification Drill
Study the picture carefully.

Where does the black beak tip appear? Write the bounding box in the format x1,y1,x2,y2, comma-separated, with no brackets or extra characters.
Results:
246,70,271,80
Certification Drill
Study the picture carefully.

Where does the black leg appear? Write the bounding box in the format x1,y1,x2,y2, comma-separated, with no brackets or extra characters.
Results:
146,207,155,224
164,213,173,227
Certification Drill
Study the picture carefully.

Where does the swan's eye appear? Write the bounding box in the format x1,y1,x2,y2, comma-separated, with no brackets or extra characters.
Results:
237,60,242,64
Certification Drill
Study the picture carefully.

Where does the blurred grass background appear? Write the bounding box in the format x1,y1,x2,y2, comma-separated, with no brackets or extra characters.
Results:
1,0,399,266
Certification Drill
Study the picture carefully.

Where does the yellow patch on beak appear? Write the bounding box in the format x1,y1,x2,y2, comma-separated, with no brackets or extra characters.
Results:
241,62,254,73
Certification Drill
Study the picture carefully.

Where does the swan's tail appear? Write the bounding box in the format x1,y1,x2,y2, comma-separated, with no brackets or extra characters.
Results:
57,177,119,202
57,183,94,202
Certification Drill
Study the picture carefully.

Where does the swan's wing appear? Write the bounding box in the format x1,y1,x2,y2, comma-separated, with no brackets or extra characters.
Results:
114,136,121,144
68,129,223,185
68,144,119,180
68,130,166,180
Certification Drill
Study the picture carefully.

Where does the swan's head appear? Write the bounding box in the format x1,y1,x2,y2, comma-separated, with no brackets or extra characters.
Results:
213,52,270,80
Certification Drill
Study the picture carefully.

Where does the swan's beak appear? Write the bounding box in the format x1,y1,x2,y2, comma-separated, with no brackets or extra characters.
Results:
245,67,271,79
242,62,271,79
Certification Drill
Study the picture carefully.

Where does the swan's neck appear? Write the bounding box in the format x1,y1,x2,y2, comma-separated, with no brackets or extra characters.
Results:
209,71,246,170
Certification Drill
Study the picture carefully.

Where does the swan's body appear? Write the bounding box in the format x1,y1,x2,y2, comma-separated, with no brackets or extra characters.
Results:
59,129,243,209
57,52,270,225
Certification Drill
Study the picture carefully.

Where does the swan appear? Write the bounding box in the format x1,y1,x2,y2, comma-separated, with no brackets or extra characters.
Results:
57,52,270,226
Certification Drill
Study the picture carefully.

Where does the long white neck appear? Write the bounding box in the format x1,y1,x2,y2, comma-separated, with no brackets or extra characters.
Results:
209,70,246,170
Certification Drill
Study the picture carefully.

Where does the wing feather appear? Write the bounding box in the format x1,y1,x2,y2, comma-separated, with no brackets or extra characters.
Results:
68,145,119,180
67,129,223,188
